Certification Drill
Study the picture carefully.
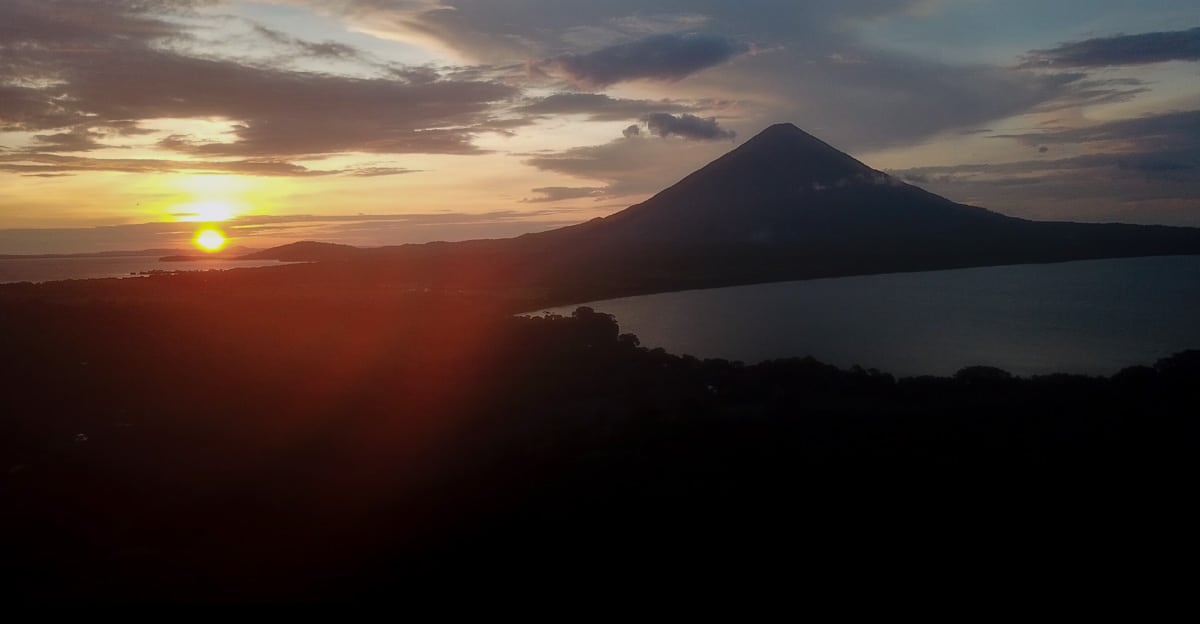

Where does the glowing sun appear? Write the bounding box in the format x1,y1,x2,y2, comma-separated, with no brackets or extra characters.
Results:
194,228,227,252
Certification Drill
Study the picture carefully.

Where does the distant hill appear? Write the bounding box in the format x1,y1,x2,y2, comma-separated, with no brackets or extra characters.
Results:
236,241,362,262
244,123,1200,304
2,249,186,260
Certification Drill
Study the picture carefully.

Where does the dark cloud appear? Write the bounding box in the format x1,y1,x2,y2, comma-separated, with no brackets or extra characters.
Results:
33,128,110,152
521,186,606,203
0,0,202,48
75,48,512,155
642,113,735,141
1031,77,1150,111
0,152,416,177
250,23,363,60
515,93,695,121
888,110,1200,225
540,33,750,87
993,109,1200,151
622,124,641,138
689,47,1146,150
523,134,731,196
912,110,1200,181
889,158,1200,226
293,1,929,63
1021,27,1200,68
0,85,92,132
103,120,157,136
0,0,517,157
288,1,1122,150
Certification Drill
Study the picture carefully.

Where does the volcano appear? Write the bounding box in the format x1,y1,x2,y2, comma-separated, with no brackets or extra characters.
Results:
252,123,1200,303
564,122,1008,245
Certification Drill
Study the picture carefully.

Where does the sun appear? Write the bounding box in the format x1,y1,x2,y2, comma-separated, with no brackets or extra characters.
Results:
194,228,227,252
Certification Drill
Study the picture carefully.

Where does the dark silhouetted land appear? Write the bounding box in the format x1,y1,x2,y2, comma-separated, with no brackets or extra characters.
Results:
2,278,1197,602
3,123,1200,603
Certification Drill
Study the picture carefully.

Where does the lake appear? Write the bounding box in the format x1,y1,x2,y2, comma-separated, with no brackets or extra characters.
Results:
535,255,1200,377
0,255,293,284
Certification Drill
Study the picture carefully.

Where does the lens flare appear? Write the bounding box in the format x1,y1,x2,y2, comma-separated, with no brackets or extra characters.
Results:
194,228,227,252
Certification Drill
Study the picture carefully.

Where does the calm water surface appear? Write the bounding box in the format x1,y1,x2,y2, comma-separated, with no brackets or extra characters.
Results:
0,256,293,284
537,255,1200,377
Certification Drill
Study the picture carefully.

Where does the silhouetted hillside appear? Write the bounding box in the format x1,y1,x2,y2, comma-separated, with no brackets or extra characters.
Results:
237,240,362,262
1,286,1197,602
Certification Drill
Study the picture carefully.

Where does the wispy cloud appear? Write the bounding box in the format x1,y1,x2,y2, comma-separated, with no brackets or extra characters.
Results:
888,109,1200,225
523,133,732,196
1021,27,1200,68
515,93,697,121
520,186,606,203
0,153,417,177
537,33,750,87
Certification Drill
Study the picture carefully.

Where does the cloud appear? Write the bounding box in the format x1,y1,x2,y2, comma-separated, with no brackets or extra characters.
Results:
0,0,517,158
690,46,1145,150
908,110,1200,180
992,109,1200,151
523,134,731,196
343,167,420,177
1021,27,1200,68
33,128,110,152
0,0,201,48
249,23,364,60
515,93,696,121
289,1,930,63
521,186,606,203
539,33,750,87
642,113,735,140
887,110,1200,225
0,152,416,177
281,1,1110,150
5,0,1197,234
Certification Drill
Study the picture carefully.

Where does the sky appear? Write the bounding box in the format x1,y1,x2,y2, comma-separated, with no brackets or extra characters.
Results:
2,0,1199,253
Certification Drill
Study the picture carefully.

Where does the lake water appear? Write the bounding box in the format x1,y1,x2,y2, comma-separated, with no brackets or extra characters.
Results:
536,255,1200,377
0,255,292,284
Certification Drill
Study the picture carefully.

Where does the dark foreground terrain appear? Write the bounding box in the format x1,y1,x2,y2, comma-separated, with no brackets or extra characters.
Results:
3,269,1199,603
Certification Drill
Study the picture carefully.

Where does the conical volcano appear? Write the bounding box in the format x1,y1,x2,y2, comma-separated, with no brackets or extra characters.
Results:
500,122,1200,299
265,122,1200,302
577,123,1005,246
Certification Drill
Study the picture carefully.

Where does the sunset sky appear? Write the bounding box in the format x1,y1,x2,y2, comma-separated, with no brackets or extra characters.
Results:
2,0,1199,253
